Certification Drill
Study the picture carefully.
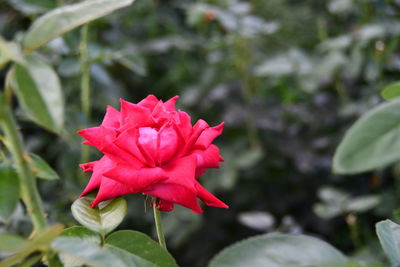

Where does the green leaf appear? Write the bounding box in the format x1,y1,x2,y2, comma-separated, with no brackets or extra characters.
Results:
381,82,400,100
333,99,400,174
0,233,27,252
346,195,380,213
11,54,64,133
313,203,343,219
376,219,400,266
71,196,127,236
52,237,156,267
106,230,178,267
0,224,64,267
28,153,59,180
58,226,101,267
0,164,20,220
208,233,349,267
60,226,100,243
105,246,156,267
22,0,135,52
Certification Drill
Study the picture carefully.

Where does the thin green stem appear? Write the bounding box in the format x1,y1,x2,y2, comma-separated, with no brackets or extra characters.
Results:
346,213,361,250
152,197,167,250
100,234,105,247
80,23,91,119
0,105,47,232
78,23,91,185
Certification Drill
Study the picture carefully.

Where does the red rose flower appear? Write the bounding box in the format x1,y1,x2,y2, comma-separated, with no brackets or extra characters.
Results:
78,95,228,213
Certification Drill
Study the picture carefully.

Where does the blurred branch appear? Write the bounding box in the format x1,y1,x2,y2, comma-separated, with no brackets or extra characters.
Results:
80,23,91,119
78,23,91,184
0,101,47,232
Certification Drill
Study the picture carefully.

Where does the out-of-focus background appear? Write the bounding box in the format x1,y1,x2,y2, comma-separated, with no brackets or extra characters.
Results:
1,0,399,265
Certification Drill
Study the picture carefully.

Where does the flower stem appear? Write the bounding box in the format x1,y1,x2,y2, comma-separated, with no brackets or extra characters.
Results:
78,23,91,185
80,23,91,119
0,105,47,231
152,198,167,250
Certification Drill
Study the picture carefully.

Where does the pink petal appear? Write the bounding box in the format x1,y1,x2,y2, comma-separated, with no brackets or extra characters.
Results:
103,164,167,192
81,174,101,197
101,143,143,168
195,182,229,209
179,119,209,156
137,127,158,167
138,95,159,110
78,126,117,151
120,99,153,129
195,167,207,179
164,96,179,111
80,161,96,172
158,123,179,164
173,111,192,139
193,144,223,169
80,156,114,196
151,101,171,124
101,106,120,128
162,155,197,190
151,198,174,212
194,122,224,150
91,177,133,207
143,183,202,214
113,127,148,165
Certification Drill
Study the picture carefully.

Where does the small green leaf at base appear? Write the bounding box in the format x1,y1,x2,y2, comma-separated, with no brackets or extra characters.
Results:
376,219,400,266
71,196,127,236
106,230,178,267
57,226,101,267
52,237,156,267
208,233,349,267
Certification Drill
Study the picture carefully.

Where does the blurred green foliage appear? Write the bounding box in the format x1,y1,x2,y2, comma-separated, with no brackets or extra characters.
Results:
1,0,400,266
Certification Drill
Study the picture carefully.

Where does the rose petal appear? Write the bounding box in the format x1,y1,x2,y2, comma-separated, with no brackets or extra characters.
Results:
194,122,224,150
193,144,223,169
103,164,167,192
143,183,202,213
173,111,192,139
137,127,158,167
164,96,179,111
195,182,229,209
80,156,114,196
91,177,133,207
80,161,96,172
162,155,197,190
151,101,171,125
158,123,179,164
120,99,153,129
101,105,120,128
138,95,159,110
78,126,117,151
151,198,174,212
195,167,207,179
113,127,148,165
180,119,209,156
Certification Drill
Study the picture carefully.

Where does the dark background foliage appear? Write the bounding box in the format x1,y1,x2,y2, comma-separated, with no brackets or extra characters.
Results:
2,0,400,266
